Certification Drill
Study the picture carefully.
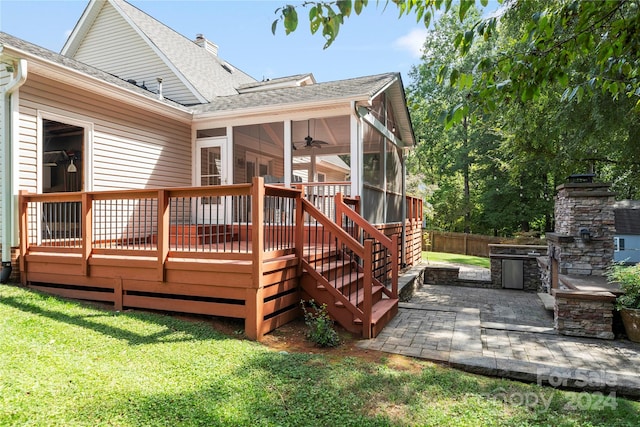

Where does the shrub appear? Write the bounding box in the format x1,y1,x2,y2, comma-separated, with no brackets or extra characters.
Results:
300,300,340,348
607,263,640,310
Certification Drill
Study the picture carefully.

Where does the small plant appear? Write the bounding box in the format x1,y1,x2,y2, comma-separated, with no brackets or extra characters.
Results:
607,263,640,310
300,299,340,348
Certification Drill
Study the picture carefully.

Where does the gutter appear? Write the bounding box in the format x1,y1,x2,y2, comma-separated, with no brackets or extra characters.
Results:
1,54,27,283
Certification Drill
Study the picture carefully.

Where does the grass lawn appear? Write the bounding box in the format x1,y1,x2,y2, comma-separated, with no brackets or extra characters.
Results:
1,284,638,426
423,251,490,269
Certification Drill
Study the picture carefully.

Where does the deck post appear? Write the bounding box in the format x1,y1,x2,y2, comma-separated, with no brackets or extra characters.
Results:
114,276,123,311
18,191,28,285
335,192,343,228
246,177,265,340
363,239,373,339
157,189,169,282
294,185,304,276
391,233,399,298
81,192,93,277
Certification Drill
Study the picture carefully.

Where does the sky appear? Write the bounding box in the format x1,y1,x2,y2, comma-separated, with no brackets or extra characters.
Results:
0,0,497,85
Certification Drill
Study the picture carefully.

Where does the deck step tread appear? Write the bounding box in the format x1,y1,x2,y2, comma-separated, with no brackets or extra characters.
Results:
313,260,357,274
335,284,384,308
327,271,364,289
354,298,398,325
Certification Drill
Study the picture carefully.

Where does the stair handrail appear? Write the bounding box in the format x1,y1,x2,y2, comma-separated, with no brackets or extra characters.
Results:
335,193,399,298
299,198,365,261
298,197,374,330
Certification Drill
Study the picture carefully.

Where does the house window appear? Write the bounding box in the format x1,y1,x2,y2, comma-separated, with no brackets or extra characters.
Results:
317,173,326,182
245,153,272,182
42,119,84,193
614,237,625,252
197,128,226,138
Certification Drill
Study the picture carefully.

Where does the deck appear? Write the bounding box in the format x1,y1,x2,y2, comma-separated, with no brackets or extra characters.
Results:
18,178,423,339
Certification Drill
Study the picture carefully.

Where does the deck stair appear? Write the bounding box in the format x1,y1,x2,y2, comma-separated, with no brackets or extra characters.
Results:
300,248,398,338
298,195,399,338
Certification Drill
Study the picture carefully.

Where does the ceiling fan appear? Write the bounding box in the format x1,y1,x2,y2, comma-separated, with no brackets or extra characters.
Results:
293,120,329,150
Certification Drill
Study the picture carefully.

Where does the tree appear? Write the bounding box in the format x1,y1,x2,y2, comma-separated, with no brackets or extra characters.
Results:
407,6,504,233
272,0,640,110
273,0,640,233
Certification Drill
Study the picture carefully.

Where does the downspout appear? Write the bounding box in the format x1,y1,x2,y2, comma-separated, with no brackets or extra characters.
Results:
401,148,407,268
1,55,27,283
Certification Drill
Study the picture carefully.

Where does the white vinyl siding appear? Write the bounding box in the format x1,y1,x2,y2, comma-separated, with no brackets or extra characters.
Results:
614,235,640,263
72,2,201,105
18,73,191,194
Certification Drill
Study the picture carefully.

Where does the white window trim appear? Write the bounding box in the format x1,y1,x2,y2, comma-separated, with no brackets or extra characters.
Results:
37,110,94,193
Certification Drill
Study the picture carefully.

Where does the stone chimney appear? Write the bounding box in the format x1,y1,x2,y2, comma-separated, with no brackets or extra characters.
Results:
194,34,218,56
544,176,616,290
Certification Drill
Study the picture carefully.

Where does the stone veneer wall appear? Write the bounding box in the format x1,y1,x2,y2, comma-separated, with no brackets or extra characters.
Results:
489,244,547,291
537,257,550,293
553,290,616,339
550,182,616,277
423,265,497,288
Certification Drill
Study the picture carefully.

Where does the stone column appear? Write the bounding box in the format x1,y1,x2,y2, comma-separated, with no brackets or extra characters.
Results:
544,181,616,291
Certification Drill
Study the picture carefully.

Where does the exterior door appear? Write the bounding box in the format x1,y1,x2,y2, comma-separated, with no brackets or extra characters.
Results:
196,138,226,223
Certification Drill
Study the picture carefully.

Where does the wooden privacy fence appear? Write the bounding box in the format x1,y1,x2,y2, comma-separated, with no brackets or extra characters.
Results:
427,230,502,258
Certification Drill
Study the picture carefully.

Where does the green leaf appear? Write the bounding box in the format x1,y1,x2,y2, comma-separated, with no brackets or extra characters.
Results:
464,30,473,45
354,0,365,15
437,65,448,85
450,103,465,126
283,6,298,35
520,86,534,102
477,20,486,35
423,10,432,28
450,68,460,87
271,19,278,36
567,85,580,101
337,0,352,17
557,71,568,87
310,17,321,34
459,0,473,21
454,32,463,49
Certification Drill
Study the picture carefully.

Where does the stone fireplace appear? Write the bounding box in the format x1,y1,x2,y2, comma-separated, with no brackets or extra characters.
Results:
540,176,619,339
543,178,616,292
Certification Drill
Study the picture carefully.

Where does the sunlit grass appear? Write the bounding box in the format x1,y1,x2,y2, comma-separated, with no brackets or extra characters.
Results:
1,284,637,426
423,251,490,268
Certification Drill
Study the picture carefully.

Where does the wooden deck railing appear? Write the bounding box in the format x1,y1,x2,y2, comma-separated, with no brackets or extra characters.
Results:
20,181,302,256
295,181,351,221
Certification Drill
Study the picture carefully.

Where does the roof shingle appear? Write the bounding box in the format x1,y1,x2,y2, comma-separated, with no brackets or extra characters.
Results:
112,0,256,100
